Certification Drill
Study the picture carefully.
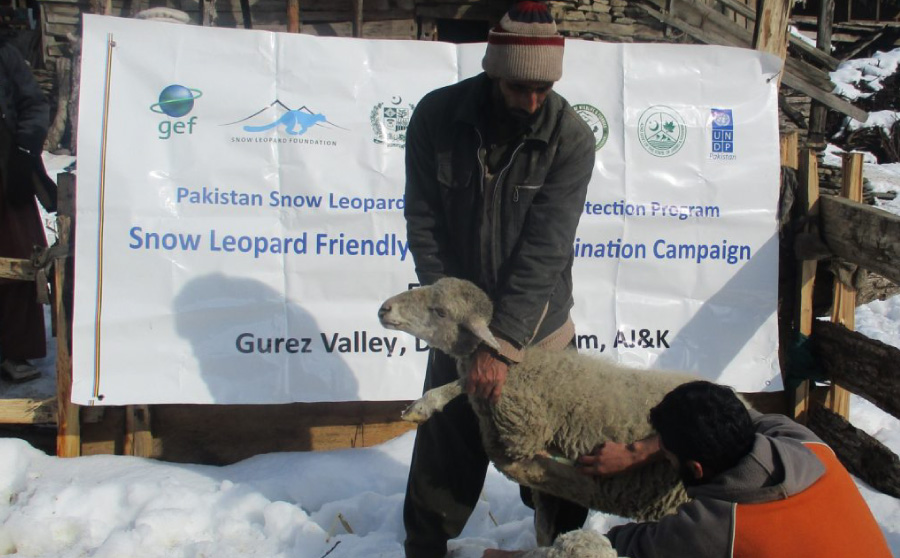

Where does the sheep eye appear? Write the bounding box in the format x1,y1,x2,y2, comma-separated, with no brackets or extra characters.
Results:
432,307,447,318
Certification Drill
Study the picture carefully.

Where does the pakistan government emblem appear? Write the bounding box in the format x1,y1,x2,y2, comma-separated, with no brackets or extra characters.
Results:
371,98,414,148
573,104,609,151
638,105,687,157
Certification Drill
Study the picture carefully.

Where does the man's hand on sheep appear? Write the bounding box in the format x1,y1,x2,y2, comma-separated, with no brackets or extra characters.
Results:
576,435,664,476
467,346,509,404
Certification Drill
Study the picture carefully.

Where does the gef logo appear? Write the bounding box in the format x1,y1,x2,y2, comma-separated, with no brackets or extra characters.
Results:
150,84,202,139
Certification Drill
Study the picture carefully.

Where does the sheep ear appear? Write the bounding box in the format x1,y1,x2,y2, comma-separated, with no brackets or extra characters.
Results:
466,318,501,351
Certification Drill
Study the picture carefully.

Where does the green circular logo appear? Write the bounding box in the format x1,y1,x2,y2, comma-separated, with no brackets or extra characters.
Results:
573,104,609,152
638,105,686,157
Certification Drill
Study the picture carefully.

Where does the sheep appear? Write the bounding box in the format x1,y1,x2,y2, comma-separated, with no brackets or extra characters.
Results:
377,277,707,526
484,528,622,558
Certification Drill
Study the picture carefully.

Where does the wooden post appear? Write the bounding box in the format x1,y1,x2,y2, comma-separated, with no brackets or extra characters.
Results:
124,405,153,457
793,147,820,423
352,0,363,37
808,0,835,150
287,0,300,33
752,0,790,61
240,0,253,29
56,174,80,457
201,0,217,27
780,131,798,169
826,152,863,419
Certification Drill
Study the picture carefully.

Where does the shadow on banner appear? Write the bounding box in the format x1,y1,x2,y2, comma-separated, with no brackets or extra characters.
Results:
173,273,360,403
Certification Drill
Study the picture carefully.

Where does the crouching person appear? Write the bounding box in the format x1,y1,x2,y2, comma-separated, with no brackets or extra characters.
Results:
485,380,892,558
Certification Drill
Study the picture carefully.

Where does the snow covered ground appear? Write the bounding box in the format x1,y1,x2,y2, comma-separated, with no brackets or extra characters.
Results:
2,57,900,556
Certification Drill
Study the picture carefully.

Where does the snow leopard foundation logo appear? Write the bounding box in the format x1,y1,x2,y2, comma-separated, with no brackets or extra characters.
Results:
371,98,415,148
638,105,687,157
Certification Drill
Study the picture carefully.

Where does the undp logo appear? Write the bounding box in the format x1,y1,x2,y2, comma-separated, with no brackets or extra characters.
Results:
150,84,202,139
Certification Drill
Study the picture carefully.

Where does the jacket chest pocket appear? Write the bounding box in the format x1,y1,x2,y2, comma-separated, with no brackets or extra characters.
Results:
507,149,548,204
436,151,474,191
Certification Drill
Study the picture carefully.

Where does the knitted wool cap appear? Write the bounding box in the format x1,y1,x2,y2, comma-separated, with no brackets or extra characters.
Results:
482,1,564,83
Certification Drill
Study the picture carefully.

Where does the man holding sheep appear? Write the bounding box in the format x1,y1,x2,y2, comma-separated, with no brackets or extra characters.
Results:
485,381,892,558
402,1,596,557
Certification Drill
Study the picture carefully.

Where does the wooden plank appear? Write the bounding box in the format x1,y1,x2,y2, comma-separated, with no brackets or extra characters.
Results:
792,148,820,422
808,404,900,498
0,398,57,424
780,72,868,123
240,0,252,28
807,0,835,149
825,152,863,419
716,0,839,69
819,195,900,284
144,402,415,464
780,131,798,168
640,1,865,121
352,0,363,37
124,405,153,457
841,27,887,62
55,212,80,457
812,320,900,419
0,257,35,281
752,0,790,61
287,0,300,32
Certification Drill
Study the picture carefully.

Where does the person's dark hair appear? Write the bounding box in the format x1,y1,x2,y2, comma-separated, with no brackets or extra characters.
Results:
649,381,755,480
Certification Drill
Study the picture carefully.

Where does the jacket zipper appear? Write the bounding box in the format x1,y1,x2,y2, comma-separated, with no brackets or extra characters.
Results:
491,141,527,278
474,128,486,193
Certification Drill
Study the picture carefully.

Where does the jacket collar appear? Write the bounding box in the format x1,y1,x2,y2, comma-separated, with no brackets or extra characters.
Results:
452,72,562,145
687,433,826,504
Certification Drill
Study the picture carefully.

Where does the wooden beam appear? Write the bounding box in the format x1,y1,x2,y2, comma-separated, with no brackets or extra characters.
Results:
841,27,886,62
753,0,790,61
287,0,300,32
808,0,835,149
352,0,362,37
0,398,57,424
779,93,809,129
55,174,79,456
825,153,864,419
0,256,35,281
812,320,900,420
818,196,900,286
124,405,153,457
55,211,80,457
808,404,900,498
637,2,868,122
715,0,839,70
780,71,868,123
780,131,799,168
792,147,821,423
240,0,253,28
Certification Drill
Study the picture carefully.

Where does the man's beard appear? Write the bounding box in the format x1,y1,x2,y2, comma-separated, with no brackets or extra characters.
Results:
507,107,538,123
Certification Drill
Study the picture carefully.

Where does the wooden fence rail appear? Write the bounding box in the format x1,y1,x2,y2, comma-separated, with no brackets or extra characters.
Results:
788,146,900,498
819,195,900,285
812,320,900,419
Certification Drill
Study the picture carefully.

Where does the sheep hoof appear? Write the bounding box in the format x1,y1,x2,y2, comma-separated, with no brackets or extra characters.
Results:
401,400,434,423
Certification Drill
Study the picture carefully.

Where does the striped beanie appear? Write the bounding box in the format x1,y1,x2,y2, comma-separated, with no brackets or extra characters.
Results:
482,1,564,83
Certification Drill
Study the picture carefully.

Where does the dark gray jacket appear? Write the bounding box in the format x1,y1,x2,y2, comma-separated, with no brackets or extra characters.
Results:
607,411,891,558
404,73,594,351
0,41,48,154
0,40,55,210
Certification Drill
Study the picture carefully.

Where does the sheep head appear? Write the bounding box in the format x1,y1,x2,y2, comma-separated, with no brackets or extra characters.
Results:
378,277,498,358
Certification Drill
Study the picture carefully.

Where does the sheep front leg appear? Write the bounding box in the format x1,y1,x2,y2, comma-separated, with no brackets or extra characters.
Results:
401,379,466,423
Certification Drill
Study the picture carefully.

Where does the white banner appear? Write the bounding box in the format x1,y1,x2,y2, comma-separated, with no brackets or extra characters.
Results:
73,15,784,405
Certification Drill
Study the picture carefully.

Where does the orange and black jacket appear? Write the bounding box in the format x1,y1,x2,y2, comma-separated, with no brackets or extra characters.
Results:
607,411,892,558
